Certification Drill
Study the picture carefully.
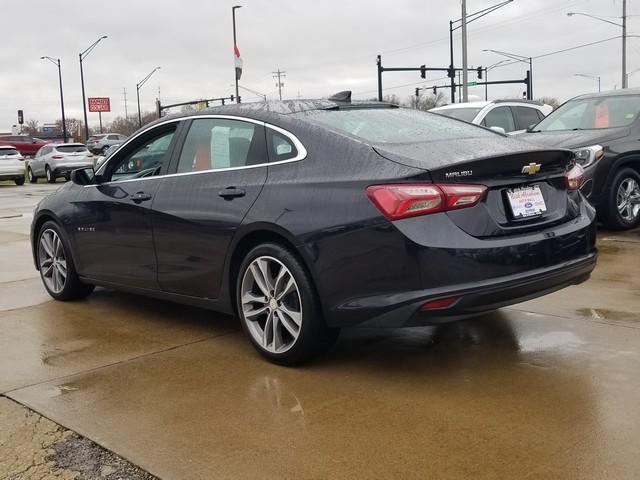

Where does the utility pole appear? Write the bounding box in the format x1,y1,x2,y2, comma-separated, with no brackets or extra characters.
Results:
123,88,128,119
273,69,286,100
461,0,469,102
232,6,242,104
623,0,627,88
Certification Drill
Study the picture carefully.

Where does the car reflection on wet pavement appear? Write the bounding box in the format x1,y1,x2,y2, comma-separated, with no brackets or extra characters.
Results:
1,183,639,479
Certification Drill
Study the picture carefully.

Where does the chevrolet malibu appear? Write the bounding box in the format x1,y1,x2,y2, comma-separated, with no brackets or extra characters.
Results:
30,95,597,364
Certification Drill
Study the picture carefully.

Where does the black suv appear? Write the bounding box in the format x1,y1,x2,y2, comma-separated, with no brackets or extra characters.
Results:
518,89,640,230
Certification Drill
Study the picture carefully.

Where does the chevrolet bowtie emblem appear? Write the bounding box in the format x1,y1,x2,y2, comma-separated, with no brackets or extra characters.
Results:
522,163,541,175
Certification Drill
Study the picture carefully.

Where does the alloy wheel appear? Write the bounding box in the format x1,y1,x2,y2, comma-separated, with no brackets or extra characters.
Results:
616,177,640,223
240,256,303,354
38,229,67,294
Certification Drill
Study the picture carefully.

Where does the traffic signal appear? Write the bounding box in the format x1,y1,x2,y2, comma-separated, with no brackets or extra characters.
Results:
433,86,437,95
477,67,483,79
447,67,456,78
420,65,426,79
415,88,420,97
17,110,23,125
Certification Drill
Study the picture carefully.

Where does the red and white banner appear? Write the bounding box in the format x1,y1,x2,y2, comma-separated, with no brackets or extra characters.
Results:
234,44,243,80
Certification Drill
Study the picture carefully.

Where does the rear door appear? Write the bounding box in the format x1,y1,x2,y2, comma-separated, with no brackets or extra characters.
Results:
152,116,268,298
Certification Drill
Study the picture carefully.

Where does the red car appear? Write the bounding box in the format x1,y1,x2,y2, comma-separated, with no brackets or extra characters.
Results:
0,135,50,156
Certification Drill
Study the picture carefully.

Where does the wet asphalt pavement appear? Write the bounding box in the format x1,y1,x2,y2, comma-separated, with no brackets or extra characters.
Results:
1,182,639,479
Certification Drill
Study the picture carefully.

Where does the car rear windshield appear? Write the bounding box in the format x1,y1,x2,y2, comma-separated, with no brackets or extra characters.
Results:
0,148,19,156
432,107,482,123
55,145,88,153
295,107,494,144
89,135,106,140
535,94,640,131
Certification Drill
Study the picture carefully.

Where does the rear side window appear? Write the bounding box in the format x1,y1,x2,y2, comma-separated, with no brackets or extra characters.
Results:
482,106,516,132
295,108,495,144
267,129,297,161
513,106,543,130
55,145,87,153
176,118,263,173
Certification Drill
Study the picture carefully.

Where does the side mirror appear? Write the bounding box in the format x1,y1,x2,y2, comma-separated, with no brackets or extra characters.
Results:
489,126,506,135
525,124,537,133
70,167,97,186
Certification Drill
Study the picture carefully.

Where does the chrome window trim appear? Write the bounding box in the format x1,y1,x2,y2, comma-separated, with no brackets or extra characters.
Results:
90,114,307,187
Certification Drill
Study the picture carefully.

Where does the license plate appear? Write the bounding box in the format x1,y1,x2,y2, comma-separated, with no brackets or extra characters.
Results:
506,185,547,219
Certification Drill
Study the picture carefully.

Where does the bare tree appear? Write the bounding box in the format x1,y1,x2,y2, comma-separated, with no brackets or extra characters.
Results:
407,91,446,111
23,119,39,135
537,96,560,110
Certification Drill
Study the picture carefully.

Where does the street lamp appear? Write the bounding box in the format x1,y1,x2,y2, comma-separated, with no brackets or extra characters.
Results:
483,49,534,99
41,56,68,143
79,35,108,141
136,67,161,128
484,59,510,100
567,7,627,88
574,73,601,92
232,5,242,104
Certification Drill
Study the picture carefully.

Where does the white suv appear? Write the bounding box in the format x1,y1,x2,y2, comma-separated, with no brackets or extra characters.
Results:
28,143,95,183
87,133,128,154
0,146,26,185
430,100,553,134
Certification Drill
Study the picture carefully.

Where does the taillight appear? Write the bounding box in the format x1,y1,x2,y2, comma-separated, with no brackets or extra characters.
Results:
366,183,487,220
52,155,64,159
564,164,585,191
421,296,461,311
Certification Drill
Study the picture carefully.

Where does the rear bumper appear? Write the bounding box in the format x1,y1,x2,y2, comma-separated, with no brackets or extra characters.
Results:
335,252,596,328
0,170,24,180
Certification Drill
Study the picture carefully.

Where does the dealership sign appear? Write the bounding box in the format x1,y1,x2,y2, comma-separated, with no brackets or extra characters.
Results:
88,97,111,112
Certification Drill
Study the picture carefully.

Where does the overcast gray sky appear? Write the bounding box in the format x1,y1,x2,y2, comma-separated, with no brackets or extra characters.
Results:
0,0,636,131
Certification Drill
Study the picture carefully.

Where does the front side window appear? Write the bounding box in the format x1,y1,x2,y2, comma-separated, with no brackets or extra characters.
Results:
176,118,260,173
482,106,516,132
513,106,543,130
107,127,176,182
535,95,640,131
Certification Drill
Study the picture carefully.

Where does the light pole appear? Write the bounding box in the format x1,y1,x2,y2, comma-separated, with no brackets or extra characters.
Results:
41,56,68,143
136,67,161,128
574,73,601,92
79,35,108,141
484,59,510,100
567,6,627,88
232,5,242,104
483,49,533,99
449,0,513,103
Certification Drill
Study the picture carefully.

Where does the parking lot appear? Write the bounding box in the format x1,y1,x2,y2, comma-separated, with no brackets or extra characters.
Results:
0,181,637,479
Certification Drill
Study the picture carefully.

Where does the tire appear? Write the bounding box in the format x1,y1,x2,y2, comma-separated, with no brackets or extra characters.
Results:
101,145,109,154
36,221,94,301
28,167,37,183
14,176,25,186
236,243,339,365
601,168,640,230
45,166,56,183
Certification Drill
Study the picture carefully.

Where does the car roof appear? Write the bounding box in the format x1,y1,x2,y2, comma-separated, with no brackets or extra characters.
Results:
432,99,545,111
53,143,86,147
570,87,640,100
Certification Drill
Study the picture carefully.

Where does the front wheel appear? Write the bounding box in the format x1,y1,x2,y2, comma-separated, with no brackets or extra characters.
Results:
236,243,339,365
602,168,640,230
45,166,56,184
37,221,94,300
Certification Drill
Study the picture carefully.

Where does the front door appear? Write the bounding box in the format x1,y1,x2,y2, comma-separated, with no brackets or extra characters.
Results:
70,122,181,288
152,117,269,298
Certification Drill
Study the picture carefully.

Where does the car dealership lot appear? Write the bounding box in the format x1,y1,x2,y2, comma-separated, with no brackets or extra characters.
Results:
1,183,640,479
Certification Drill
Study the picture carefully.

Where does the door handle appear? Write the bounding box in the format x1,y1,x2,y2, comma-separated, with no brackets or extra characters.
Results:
131,191,152,203
218,187,246,199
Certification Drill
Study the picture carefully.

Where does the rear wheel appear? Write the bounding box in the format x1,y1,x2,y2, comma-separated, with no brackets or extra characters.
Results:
236,243,339,365
14,176,25,186
37,221,94,300
602,168,640,230
45,166,56,184
28,167,37,183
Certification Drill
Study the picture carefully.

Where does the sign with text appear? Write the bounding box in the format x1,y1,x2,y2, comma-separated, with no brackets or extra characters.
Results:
88,97,111,112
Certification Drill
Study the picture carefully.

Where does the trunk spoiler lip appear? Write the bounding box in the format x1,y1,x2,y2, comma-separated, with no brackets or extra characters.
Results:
373,143,575,175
